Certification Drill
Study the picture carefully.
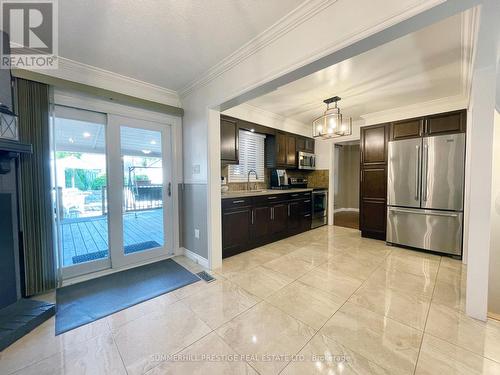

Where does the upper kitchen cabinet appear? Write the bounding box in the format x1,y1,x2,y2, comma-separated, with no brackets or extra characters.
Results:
389,110,466,140
296,136,315,153
220,116,239,164
361,124,388,165
425,110,466,136
286,134,296,166
266,132,300,168
390,118,423,140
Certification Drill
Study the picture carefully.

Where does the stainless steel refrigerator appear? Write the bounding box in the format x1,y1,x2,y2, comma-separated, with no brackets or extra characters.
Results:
386,133,465,256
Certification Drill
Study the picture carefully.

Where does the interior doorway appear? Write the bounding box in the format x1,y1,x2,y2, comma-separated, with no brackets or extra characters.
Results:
333,141,360,230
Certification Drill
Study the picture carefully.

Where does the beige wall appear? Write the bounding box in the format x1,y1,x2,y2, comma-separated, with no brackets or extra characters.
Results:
489,109,500,317
334,144,360,210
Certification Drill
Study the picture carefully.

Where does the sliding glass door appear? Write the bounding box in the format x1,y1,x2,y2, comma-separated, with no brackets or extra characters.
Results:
53,106,111,278
53,107,173,279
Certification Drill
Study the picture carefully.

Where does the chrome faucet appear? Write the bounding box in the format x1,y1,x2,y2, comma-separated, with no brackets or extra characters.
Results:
247,169,258,191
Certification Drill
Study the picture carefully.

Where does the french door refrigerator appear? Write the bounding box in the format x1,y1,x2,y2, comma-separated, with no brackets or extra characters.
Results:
386,133,465,256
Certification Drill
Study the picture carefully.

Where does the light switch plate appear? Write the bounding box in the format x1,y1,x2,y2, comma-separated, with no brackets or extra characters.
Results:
194,229,200,239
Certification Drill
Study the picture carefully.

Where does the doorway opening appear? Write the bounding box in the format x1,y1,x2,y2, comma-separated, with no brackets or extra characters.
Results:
333,141,360,230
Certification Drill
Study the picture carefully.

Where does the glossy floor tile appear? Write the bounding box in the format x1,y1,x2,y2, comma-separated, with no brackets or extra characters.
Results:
112,300,212,375
321,302,423,374
281,333,392,375
425,303,500,363
5,226,497,375
182,280,259,329
415,334,500,375
265,281,344,330
228,265,294,299
216,301,315,375
349,281,431,330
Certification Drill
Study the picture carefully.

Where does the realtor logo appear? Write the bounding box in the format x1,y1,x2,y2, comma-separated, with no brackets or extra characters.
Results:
0,0,58,69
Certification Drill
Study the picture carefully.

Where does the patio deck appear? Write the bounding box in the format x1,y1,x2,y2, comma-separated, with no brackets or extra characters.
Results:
60,209,164,266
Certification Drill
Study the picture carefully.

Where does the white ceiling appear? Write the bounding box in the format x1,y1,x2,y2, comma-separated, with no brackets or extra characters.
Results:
245,12,472,124
58,0,305,91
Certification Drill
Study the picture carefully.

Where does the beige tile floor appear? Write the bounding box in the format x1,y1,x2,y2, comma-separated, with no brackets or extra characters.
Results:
2,226,500,374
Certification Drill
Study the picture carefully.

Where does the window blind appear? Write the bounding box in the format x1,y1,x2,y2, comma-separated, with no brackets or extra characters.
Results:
228,130,266,183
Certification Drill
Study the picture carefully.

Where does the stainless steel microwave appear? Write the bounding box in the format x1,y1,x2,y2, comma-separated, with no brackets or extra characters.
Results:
298,151,316,170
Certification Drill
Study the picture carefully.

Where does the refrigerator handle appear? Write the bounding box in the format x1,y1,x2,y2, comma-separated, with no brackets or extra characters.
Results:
415,145,420,201
422,144,428,201
388,207,459,218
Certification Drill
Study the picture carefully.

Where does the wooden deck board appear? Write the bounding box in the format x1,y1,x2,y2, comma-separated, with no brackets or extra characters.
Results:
60,209,164,266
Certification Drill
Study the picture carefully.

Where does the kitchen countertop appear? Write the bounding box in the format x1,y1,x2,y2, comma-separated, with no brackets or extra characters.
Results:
221,188,313,199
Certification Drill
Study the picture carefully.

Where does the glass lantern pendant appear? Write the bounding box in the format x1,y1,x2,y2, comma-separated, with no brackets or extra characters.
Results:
312,96,352,139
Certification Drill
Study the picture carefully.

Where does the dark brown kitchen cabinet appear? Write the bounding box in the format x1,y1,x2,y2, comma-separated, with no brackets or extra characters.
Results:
390,118,423,140
286,135,297,166
296,136,315,154
360,123,388,240
270,203,288,236
252,206,272,243
222,206,252,257
425,110,466,135
266,132,297,168
222,193,314,257
220,116,239,164
287,200,302,233
276,132,287,166
304,138,315,153
361,124,388,165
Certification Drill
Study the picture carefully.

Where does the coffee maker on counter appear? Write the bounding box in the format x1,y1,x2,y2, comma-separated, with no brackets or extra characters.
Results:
270,169,288,189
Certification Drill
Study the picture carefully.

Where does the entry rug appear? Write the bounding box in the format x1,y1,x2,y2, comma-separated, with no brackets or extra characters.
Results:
55,259,200,335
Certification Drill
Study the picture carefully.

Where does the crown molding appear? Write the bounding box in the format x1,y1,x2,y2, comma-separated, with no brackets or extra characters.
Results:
13,54,181,108
360,94,468,126
223,103,311,136
179,0,337,98
461,6,480,101
180,0,445,99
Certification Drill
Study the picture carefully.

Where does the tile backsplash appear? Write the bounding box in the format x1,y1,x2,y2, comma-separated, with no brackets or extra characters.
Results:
221,165,328,191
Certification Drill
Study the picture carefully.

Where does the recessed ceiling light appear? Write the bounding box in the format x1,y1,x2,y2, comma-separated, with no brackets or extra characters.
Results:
150,140,157,145
68,137,74,144
83,132,91,138
142,149,151,155
250,129,255,133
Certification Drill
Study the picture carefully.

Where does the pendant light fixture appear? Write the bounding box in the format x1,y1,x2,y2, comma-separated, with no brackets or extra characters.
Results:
312,96,352,139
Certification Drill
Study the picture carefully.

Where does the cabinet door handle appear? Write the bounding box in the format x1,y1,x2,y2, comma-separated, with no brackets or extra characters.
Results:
291,194,299,197
288,204,290,216
267,196,277,200
232,200,245,204
304,214,311,217
251,210,254,224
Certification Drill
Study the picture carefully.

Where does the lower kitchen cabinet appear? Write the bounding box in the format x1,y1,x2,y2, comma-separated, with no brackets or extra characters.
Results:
222,193,313,258
222,206,252,258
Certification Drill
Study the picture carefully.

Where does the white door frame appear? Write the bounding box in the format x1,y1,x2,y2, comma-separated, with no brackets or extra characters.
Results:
107,114,174,269
53,90,182,282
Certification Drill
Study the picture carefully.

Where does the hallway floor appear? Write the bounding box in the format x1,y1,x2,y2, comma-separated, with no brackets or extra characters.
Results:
333,210,359,229
2,226,499,374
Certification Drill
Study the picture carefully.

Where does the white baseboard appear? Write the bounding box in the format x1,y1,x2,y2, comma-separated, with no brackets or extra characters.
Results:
334,208,360,213
182,247,209,269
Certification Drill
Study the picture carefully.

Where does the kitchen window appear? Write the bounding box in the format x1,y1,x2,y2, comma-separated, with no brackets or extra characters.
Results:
228,130,266,182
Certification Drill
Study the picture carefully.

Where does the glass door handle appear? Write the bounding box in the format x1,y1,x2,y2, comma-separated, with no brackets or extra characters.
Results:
167,182,172,197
